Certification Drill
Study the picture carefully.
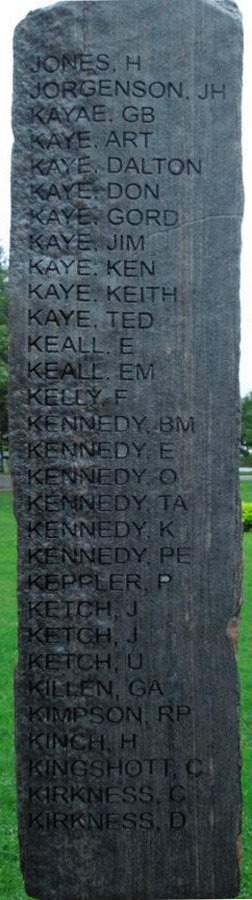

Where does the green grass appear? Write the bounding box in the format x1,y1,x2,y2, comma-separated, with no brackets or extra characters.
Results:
240,479,252,504
239,482,252,899
0,492,19,896
240,534,252,899
0,493,38,900
0,487,251,899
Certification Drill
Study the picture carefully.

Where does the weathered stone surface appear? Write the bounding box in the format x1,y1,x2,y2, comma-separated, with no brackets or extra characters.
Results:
9,1,243,898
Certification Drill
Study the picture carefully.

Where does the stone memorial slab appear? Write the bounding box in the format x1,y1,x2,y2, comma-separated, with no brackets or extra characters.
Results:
9,1,243,898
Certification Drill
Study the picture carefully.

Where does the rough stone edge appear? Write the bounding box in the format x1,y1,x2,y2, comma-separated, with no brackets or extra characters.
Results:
13,0,242,36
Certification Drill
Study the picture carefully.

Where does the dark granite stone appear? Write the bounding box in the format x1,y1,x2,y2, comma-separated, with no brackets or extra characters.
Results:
9,1,243,898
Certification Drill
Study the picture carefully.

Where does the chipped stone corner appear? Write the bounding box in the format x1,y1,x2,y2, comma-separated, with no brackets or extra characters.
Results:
209,0,243,18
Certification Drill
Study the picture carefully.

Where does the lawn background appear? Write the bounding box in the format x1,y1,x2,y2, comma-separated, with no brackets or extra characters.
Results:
0,487,251,900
